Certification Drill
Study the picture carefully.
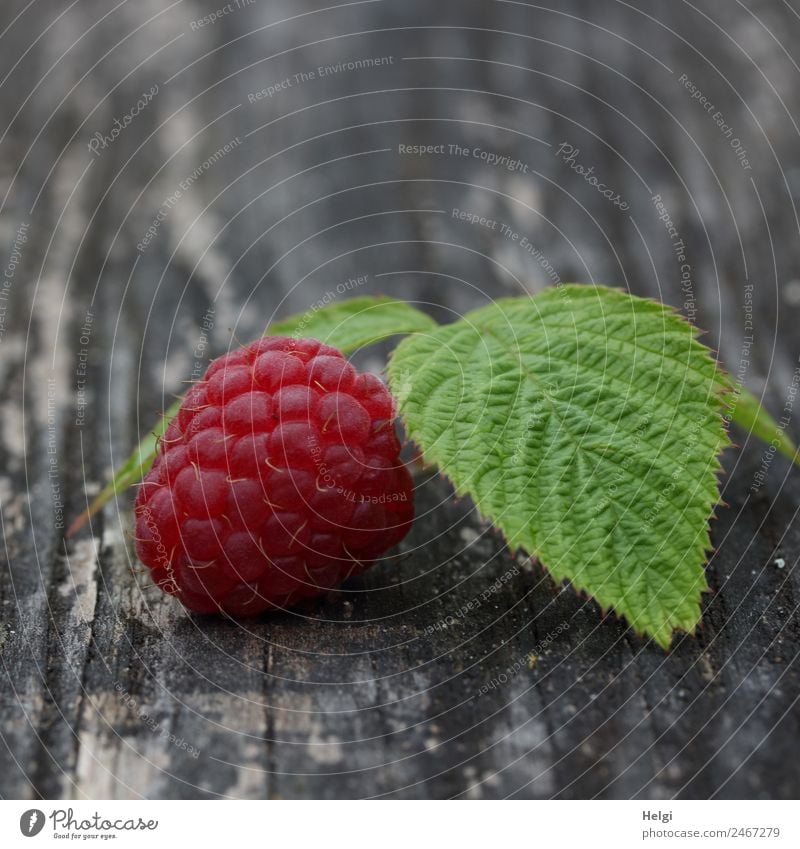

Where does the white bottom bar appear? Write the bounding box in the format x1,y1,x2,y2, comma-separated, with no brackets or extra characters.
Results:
1,799,798,847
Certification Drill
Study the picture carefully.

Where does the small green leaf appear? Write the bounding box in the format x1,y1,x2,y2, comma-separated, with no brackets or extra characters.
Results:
722,378,799,467
68,296,434,535
266,295,436,353
388,285,730,648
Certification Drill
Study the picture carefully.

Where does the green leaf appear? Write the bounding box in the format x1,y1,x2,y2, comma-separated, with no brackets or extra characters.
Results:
266,295,436,353
722,378,799,468
67,296,434,535
388,285,730,648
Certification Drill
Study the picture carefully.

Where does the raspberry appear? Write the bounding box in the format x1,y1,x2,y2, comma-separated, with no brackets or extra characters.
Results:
134,337,414,615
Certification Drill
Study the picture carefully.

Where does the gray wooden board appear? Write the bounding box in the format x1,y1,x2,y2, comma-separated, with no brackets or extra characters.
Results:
0,0,799,799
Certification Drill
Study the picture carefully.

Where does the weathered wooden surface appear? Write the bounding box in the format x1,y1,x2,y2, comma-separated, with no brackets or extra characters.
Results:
1,0,799,799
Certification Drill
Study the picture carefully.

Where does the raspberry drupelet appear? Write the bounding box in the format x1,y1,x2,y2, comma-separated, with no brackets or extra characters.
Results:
133,337,414,615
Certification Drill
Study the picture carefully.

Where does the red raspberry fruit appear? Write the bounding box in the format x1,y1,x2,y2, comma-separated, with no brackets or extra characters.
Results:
134,337,414,615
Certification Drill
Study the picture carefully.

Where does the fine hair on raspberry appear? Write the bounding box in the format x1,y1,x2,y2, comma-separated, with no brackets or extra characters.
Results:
134,336,414,615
